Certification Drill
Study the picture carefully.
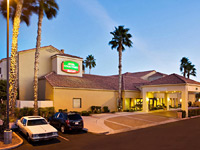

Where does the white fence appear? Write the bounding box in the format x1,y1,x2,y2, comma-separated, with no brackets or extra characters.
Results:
16,100,53,108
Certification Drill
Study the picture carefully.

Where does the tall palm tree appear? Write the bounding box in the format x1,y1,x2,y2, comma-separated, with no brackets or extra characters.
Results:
0,0,34,116
84,55,96,74
180,57,189,78
33,0,59,115
186,62,196,79
109,26,133,111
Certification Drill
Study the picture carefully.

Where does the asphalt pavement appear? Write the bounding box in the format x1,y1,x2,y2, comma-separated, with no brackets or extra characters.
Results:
15,117,200,150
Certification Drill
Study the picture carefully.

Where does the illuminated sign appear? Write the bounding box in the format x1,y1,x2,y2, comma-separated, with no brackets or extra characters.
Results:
61,61,80,74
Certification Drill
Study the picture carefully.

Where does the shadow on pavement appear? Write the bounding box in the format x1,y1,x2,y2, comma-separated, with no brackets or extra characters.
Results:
15,130,61,146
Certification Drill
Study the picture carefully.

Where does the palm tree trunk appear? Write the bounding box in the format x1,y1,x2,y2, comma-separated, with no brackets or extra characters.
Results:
9,0,24,117
183,68,186,77
89,67,91,74
33,8,43,116
118,44,122,111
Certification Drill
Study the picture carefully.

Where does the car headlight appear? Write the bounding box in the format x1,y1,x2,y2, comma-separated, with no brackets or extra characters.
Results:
32,134,39,138
52,132,58,136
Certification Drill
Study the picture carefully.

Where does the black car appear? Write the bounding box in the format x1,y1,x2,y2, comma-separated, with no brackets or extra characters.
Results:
49,112,84,133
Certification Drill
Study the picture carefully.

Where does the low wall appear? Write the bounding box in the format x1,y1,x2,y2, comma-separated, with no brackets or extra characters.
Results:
16,100,53,108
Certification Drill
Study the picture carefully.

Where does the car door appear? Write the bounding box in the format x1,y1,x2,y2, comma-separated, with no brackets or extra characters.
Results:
57,113,64,127
18,118,24,131
51,113,59,128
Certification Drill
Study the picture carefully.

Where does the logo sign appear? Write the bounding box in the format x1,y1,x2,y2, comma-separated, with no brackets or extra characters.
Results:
61,61,80,74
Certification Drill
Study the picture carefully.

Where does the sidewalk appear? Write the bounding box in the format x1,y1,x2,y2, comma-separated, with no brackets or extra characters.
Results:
0,132,23,150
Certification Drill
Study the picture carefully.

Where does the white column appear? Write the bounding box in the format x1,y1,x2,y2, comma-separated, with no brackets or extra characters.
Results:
142,91,148,112
181,86,188,117
164,93,169,110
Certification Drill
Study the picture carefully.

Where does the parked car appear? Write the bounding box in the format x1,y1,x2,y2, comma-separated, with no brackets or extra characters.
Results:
17,116,58,142
49,112,83,133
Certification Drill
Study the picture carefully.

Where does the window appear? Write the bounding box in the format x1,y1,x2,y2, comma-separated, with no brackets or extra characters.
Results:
0,67,1,74
22,119,27,125
73,98,81,108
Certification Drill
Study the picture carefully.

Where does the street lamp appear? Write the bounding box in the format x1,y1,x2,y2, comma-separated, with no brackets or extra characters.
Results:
4,0,12,145
6,0,10,131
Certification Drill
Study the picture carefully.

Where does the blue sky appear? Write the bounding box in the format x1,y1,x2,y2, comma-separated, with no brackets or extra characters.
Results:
1,0,200,80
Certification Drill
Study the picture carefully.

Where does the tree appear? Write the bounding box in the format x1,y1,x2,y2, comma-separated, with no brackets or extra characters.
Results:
0,80,7,100
186,62,196,79
84,55,96,74
33,0,59,115
109,26,133,111
180,57,189,78
180,57,196,79
0,0,34,116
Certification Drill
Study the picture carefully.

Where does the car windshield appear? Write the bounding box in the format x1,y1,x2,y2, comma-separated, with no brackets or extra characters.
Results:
68,114,82,120
27,119,47,126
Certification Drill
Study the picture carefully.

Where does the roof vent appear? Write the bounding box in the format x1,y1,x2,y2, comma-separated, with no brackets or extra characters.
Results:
60,49,64,54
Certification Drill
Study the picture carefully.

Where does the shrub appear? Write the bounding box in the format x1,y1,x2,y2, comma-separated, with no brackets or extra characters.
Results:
188,101,192,107
81,111,90,116
103,106,110,113
129,109,134,112
58,109,63,112
111,111,115,113
63,109,68,113
95,106,101,113
123,109,130,112
91,106,96,113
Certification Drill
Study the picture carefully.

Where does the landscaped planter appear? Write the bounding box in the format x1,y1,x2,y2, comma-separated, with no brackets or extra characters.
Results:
177,111,182,118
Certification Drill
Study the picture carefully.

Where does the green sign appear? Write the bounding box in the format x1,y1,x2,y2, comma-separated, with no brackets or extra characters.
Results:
61,61,80,74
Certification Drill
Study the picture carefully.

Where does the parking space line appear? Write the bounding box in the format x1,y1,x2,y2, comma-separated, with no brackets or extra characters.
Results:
125,116,156,123
58,135,70,141
105,120,133,128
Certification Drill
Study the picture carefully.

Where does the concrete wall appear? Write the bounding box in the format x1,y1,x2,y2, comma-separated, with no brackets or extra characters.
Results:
52,88,118,112
16,100,53,108
0,59,9,80
19,46,60,100
52,55,83,77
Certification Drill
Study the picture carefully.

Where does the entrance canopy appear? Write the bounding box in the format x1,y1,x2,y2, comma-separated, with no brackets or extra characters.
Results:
141,74,200,117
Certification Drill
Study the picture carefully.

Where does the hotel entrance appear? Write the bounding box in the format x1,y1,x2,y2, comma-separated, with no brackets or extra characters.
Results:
123,98,143,111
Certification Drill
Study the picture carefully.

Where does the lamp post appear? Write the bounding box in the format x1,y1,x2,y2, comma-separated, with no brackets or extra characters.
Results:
6,0,10,130
4,0,12,145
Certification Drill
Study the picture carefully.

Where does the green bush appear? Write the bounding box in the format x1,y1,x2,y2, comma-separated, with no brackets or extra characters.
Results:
39,107,55,118
91,106,96,113
103,106,110,113
95,106,101,113
123,109,130,112
111,111,115,113
81,111,90,116
188,101,192,107
0,103,6,118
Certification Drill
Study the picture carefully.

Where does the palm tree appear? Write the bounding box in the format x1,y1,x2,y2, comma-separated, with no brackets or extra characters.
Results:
180,57,189,77
109,26,133,111
84,55,96,74
186,62,196,79
33,0,59,115
0,0,34,116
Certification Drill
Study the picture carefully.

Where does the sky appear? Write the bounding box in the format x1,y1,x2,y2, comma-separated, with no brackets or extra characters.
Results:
1,0,200,80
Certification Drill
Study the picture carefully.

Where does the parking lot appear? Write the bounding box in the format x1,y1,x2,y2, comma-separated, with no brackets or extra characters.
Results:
104,111,178,133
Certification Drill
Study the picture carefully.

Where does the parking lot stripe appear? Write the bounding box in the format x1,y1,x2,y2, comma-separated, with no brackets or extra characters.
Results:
105,120,133,128
125,116,156,123
58,135,70,141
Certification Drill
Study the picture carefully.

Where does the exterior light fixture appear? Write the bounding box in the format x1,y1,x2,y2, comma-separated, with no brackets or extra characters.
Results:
180,99,182,102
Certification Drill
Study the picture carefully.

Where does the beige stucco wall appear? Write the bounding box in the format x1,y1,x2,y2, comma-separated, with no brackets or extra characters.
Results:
19,47,60,100
52,55,83,77
0,59,10,80
52,88,118,112
123,91,140,98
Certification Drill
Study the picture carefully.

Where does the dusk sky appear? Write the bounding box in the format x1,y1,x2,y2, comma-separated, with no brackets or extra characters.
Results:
1,0,200,80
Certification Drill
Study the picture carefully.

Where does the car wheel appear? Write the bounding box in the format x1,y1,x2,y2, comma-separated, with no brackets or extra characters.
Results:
60,125,65,133
27,134,31,143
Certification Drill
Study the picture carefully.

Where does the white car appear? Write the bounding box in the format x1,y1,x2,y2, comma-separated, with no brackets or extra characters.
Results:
17,116,58,142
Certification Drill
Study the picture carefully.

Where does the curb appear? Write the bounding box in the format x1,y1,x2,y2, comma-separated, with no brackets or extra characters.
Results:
0,132,23,150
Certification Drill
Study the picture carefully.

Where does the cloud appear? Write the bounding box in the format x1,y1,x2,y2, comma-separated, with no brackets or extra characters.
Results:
73,0,117,30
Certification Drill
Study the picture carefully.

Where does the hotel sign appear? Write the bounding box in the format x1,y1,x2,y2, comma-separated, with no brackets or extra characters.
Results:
61,61,80,74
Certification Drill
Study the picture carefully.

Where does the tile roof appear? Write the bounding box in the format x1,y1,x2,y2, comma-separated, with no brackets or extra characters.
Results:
113,70,156,78
18,45,61,53
41,72,147,91
144,73,200,86
51,53,83,59
148,72,167,78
